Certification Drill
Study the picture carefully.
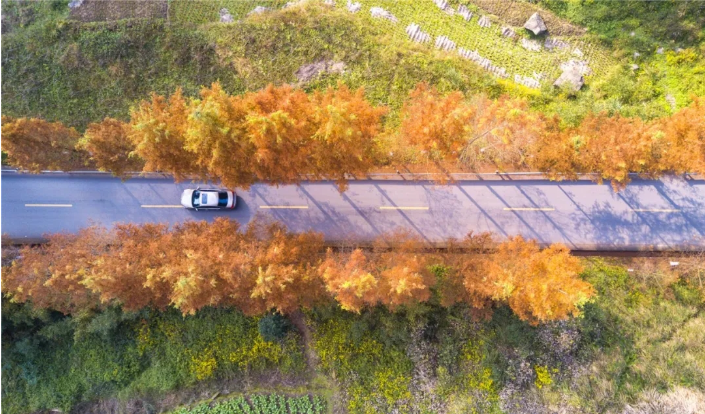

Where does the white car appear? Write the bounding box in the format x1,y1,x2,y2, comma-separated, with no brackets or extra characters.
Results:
181,188,237,210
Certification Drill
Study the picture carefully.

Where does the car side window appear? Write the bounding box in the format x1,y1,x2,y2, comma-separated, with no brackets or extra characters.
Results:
218,191,228,207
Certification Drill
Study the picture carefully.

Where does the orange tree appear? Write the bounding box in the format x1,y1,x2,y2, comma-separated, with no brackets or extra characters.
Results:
78,118,144,177
1,116,89,172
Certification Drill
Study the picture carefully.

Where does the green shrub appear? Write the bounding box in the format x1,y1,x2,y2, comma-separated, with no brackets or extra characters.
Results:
258,313,292,343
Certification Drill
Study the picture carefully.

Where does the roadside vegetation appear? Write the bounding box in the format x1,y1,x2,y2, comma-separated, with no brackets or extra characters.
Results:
3,83,705,189
3,237,704,413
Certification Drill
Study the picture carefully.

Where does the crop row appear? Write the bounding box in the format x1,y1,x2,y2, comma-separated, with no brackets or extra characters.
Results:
171,394,326,414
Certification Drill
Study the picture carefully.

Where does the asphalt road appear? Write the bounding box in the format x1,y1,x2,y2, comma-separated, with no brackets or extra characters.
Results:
2,172,705,250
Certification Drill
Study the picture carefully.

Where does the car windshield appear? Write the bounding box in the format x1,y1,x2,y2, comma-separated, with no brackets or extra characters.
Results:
192,190,201,207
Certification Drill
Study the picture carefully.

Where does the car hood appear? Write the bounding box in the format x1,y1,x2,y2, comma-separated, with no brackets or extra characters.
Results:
181,189,195,208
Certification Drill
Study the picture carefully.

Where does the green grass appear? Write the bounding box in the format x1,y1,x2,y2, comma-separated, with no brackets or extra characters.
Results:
1,305,306,414
169,394,326,414
4,0,697,131
1,4,243,129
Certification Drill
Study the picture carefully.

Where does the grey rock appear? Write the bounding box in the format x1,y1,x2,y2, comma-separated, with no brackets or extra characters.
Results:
346,0,361,13
478,15,491,28
370,7,398,23
544,37,569,51
572,48,584,57
435,35,456,52
560,59,591,76
501,27,516,38
524,12,547,35
247,6,270,16
68,0,84,9
521,38,542,52
633,51,641,58
219,7,234,23
666,94,677,110
656,47,664,54
434,0,449,11
458,48,508,78
457,5,472,21
554,68,584,91
515,74,541,89
406,23,431,43
295,60,347,83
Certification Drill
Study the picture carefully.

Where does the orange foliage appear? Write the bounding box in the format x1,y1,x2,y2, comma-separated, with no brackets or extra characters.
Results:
318,249,379,313
476,236,594,325
1,116,89,172
129,89,205,181
1,227,107,313
1,223,595,325
78,118,144,177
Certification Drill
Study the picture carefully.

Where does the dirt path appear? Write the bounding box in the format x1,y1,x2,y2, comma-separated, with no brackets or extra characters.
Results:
290,310,319,375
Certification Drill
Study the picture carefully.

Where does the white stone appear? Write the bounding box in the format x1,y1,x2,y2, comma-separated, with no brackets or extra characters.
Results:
501,27,516,38
219,7,234,23
631,64,639,70
560,59,591,76
544,37,569,51
478,15,491,28
324,0,335,5
572,48,583,57
457,5,472,21
346,0,361,13
656,47,664,54
247,6,271,16
434,0,449,10
633,51,641,58
435,35,457,52
521,38,542,52
370,7,398,23
68,0,84,9
514,74,541,88
406,23,431,43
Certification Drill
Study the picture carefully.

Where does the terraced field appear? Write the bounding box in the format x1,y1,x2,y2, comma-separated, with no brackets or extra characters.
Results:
169,0,614,89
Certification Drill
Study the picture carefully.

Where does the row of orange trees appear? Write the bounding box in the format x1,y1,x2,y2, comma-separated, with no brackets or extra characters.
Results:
2,218,594,325
3,83,704,189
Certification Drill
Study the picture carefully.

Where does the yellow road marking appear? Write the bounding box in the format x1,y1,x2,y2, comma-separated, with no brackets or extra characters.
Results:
503,207,555,211
379,206,429,211
25,204,72,208
141,205,183,208
632,208,680,212
259,205,309,209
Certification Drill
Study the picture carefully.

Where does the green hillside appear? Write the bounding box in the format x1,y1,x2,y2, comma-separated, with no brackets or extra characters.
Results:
3,0,703,130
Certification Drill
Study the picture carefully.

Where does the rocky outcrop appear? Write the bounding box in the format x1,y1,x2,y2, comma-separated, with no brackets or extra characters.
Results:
554,68,584,91
524,12,547,35
295,60,347,83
